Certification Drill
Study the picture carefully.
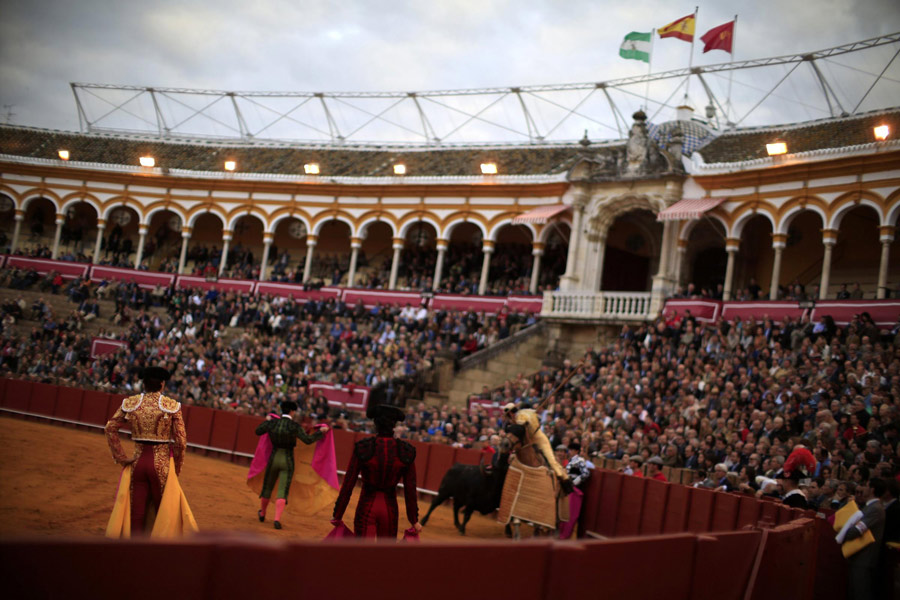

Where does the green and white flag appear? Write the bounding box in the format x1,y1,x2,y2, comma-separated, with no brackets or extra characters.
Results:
619,31,652,63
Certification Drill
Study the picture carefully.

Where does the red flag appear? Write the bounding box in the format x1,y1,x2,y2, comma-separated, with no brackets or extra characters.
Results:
701,20,735,54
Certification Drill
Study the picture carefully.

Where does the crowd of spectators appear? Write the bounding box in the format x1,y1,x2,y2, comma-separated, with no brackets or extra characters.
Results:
0,266,537,418
671,278,897,301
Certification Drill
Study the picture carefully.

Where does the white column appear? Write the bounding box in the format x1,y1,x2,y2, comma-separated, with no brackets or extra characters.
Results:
529,242,544,294
259,234,273,281
433,239,448,290
478,242,494,295
92,220,106,264
10,212,24,253
134,224,148,268
769,234,786,300
673,241,688,288
722,238,739,301
177,228,192,275
50,213,65,259
877,226,895,299
347,237,362,287
302,235,317,282
218,230,232,277
559,192,588,291
388,237,403,290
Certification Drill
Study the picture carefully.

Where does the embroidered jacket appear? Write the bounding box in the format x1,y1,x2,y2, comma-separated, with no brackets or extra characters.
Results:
105,392,187,474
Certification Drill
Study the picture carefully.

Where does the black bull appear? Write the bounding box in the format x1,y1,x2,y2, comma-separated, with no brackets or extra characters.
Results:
419,453,509,535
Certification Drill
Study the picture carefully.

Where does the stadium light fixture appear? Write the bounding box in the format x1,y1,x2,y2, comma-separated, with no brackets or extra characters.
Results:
765,140,787,156
304,163,320,175
393,164,406,175
139,156,156,167
224,160,236,171
874,125,889,141
58,150,70,160
480,162,498,174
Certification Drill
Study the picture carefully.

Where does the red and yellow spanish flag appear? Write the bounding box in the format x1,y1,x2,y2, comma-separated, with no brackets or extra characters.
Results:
658,14,695,43
701,20,735,54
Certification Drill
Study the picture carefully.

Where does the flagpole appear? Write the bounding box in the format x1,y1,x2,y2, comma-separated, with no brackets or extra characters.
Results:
645,29,655,111
685,6,698,102
727,14,738,125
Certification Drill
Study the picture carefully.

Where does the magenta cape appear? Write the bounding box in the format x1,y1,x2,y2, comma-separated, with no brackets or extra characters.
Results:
247,420,339,490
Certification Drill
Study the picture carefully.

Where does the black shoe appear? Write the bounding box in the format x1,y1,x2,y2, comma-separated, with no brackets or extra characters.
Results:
274,521,282,530
258,510,265,522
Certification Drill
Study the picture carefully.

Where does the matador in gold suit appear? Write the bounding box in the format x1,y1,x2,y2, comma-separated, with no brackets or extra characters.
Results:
503,403,573,494
104,367,197,537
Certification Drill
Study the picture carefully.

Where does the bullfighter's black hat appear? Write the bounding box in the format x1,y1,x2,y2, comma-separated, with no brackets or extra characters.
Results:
367,380,403,422
140,366,171,382
374,404,405,423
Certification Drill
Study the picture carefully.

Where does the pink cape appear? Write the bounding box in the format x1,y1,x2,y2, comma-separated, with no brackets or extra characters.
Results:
247,419,339,491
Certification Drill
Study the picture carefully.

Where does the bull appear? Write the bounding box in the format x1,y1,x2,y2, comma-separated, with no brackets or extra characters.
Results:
419,445,510,535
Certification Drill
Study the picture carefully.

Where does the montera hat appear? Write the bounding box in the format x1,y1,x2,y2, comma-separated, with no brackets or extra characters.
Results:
141,366,171,381
374,404,405,423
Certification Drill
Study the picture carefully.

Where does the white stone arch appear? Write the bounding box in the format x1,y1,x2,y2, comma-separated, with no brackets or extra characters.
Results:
312,215,355,237
226,211,267,232
357,216,398,239
678,214,729,241
187,209,227,229
59,195,102,217
442,217,488,241
730,208,777,239
488,219,536,242
538,221,571,244
588,192,666,237
398,216,442,240
828,198,885,230
144,204,189,227
886,201,900,228
268,212,313,236
22,193,61,213
101,199,144,222
776,204,827,235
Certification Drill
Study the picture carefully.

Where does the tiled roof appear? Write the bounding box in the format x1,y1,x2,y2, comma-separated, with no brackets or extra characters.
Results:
696,109,900,164
0,126,599,177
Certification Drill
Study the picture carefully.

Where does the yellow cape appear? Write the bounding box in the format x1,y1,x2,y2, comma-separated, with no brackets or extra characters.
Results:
106,457,199,538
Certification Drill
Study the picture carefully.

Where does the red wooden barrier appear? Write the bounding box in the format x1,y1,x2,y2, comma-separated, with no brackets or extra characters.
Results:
759,499,779,526
28,382,58,416
711,492,740,531
3,379,33,411
106,393,126,421
812,516,848,600
687,487,715,533
663,483,690,533
736,495,762,529
0,377,7,402
423,443,456,493
548,535,697,600
54,386,84,422
639,479,669,535
234,415,265,456
595,470,624,537
749,520,816,600
185,405,214,449
615,474,647,537
208,410,240,454
689,530,763,600
408,440,431,492
580,469,604,534
79,390,112,426
453,447,481,466
332,429,355,472
776,504,794,525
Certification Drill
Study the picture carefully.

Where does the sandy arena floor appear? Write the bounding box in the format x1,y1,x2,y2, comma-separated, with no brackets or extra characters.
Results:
0,416,506,541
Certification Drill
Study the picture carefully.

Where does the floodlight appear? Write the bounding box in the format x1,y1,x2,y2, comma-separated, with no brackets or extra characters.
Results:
58,150,70,160
139,156,155,167
765,141,787,156
224,160,236,171
480,162,498,174
874,125,889,141
304,163,320,175
393,164,406,175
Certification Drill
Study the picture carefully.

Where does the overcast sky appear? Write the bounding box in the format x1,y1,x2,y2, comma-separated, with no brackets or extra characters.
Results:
1,0,899,142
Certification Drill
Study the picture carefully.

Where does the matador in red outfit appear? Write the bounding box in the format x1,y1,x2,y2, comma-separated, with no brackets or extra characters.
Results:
332,403,421,539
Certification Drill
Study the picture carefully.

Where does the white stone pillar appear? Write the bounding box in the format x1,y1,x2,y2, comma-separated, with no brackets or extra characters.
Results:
433,239,448,290
722,237,740,301
673,240,688,288
388,237,403,290
478,241,494,295
529,242,544,294
877,225,895,299
347,236,362,287
218,230,232,277
769,233,787,300
259,233,273,282
177,227,192,275
134,224,148,268
819,229,838,300
303,235,317,282
51,213,65,259
10,211,24,253
92,220,106,264
559,190,588,291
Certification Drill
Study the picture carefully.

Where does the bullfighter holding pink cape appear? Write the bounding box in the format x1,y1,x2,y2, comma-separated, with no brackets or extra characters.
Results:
247,401,339,530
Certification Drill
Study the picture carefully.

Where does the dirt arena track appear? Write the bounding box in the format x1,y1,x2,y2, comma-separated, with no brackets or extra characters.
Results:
0,416,506,542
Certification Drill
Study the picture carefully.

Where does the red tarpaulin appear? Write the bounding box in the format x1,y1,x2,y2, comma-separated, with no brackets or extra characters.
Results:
255,282,341,300
505,295,543,314
812,300,900,330
662,299,721,323
7,257,90,279
342,289,423,308
308,382,370,412
431,294,508,313
90,265,175,289
91,338,129,358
